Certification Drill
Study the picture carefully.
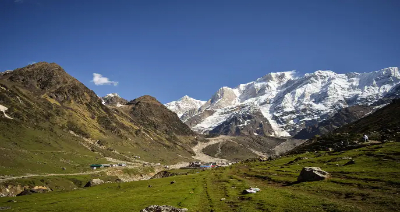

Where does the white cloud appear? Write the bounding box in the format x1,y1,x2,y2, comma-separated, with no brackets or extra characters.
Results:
29,61,36,65
91,73,118,86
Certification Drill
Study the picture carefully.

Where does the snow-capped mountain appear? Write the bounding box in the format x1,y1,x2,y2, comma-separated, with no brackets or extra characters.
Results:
165,67,400,137
101,93,128,107
164,95,206,118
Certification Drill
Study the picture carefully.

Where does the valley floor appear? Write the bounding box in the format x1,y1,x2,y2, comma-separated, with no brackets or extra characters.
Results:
1,142,399,211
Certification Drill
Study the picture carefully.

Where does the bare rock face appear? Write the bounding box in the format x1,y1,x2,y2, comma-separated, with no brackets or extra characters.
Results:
297,167,330,182
209,107,274,136
84,179,104,187
101,93,128,106
140,205,188,212
0,185,26,197
16,186,51,196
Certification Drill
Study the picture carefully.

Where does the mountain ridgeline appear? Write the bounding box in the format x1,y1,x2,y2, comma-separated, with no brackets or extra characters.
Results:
166,68,400,138
0,62,197,175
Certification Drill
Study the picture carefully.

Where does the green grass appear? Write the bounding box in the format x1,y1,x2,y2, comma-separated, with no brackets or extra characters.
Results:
1,142,399,211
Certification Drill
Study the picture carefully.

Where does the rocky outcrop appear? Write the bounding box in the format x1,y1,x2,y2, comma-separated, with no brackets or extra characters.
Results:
150,171,180,179
209,108,274,136
294,105,374,139
101,93,128,106
84,179,104,187
17,186,51,196
297,167,330,182
124,95,195,136
0,185,26,197
140,205,188,212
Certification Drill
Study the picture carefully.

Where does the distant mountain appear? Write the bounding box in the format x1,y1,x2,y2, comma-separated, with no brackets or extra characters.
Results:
101,93,128,106
0,62,197,175
290,98,400,153
166,67,400,137
164,95,205,118
293,105,374,139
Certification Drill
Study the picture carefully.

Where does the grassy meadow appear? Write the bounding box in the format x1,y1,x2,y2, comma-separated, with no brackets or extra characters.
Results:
1,142,399,211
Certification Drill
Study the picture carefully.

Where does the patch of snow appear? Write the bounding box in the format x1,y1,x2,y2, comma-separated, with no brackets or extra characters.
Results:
165,95,206,117
0,104,13,119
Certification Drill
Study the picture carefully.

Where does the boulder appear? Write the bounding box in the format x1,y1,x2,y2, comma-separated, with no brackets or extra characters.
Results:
16,186,51,196
140,205,188,212
297,167,330,182
84,179,104,187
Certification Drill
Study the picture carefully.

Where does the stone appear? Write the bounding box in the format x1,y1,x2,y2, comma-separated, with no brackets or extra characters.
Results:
297,167,330,182
220,198,226,201
140,205,188,212
84,179,104,187
170,181,176,184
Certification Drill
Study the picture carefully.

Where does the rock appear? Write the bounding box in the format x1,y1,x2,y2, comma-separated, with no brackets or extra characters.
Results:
140,205,188,212
344,160,355,166
220,198,226,201
7,200,17,203
84,179,104,187
170,181,176,184
61,167,66,170
297,167,330,182
0,185,25,197
16,186,51,196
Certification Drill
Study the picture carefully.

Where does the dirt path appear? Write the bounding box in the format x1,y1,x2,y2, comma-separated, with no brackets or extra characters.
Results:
192,136,232,163
0,170,105,183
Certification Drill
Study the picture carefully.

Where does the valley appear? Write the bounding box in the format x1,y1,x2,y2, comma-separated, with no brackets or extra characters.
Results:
1,141,399,211
0,63,400,211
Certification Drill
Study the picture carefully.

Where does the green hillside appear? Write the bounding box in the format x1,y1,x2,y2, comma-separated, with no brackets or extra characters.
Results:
1,141,399,211
0,62,197,176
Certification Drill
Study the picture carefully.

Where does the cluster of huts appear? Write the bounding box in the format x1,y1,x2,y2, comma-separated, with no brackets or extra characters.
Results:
90,163,126,170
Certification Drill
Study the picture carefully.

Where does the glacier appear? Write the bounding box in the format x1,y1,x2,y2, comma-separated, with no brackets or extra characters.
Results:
166,67,400,137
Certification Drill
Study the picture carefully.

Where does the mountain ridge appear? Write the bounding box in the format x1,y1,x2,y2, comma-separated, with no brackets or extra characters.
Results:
0,62,198,176
166,67,400,137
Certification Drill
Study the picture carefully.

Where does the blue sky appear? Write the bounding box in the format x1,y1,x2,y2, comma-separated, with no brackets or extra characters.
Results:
1,0,399,103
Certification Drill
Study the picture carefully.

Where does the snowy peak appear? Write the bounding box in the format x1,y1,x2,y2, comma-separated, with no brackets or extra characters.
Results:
101,93,127,107
170,67,400,137
164,95,206,118
257,70,297,84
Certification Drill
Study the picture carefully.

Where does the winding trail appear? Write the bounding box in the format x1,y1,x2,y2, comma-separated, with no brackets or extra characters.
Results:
0,136,236,183
0,170,105,183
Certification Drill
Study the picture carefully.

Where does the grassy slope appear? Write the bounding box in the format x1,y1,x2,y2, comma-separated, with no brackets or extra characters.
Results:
0,121,109,176
0,63,197,176
1,142,399,211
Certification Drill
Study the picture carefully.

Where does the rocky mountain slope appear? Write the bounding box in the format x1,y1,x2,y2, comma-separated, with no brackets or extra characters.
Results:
0,62,197,176
293,105,374,139
166,67,400,137
101,93,128,106
164,95,206,118
291,98,400,153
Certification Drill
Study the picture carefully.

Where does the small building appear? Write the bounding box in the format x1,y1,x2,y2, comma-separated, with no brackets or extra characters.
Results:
90,164,103,170
102,164,111,168
118,163,127,167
